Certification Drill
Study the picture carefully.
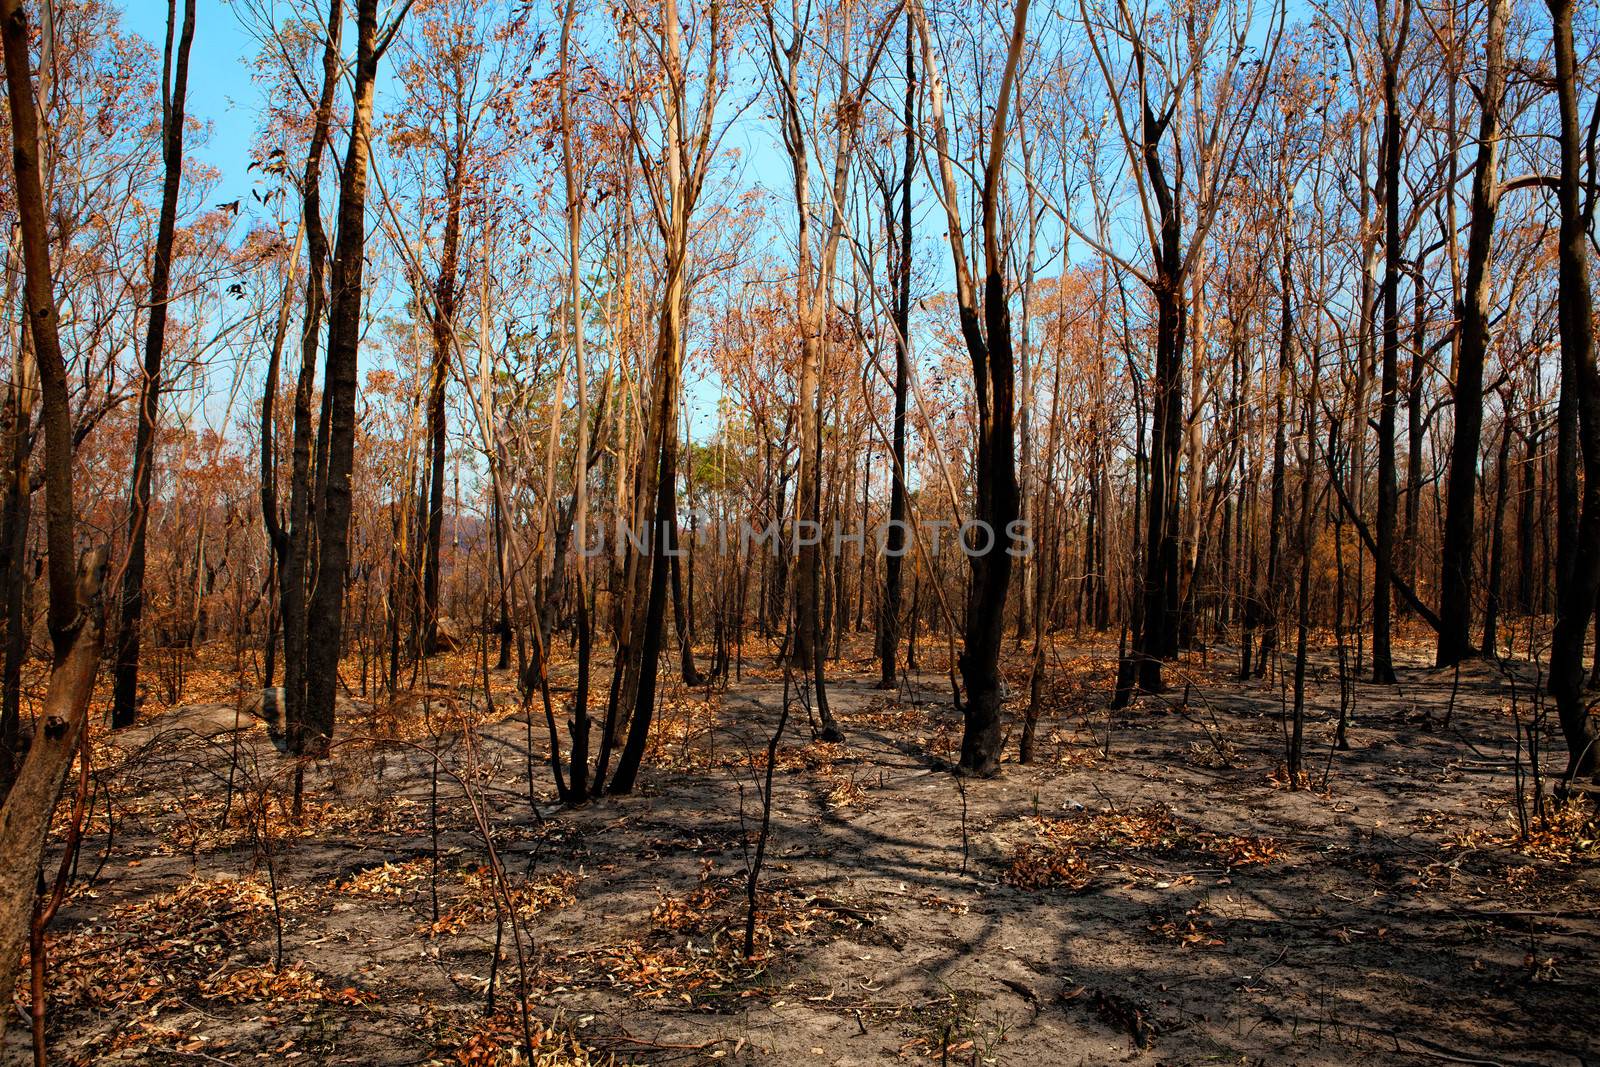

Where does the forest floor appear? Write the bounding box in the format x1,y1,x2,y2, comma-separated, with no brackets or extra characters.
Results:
7,627,1599,1066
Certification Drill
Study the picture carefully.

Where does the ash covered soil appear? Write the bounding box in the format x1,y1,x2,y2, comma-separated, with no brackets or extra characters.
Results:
12,633,1599,1066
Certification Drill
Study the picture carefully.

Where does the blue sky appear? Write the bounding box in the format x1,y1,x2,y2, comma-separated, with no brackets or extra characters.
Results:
117,0,797,236
107,0,1296,448
122,1,267,209
110,0,873,443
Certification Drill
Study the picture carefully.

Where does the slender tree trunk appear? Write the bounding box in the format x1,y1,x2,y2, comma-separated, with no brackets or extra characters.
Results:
853,445,869,633
421,176,463,655
1014,121,1040,648
877,14,915,689
1481,409,1511,655
669,506,703,686
605,0,722,791
0,313,34,799
559,0,592,799
1120,71,1187,699
1402,257,1425,596
1545,0,1600,783
111,0,195,728
303,0,393,753
1437,0,1507,666
1289,361,1319,785
277,0,344,753
763,0,885,741
1371,0,1409,684
1256,240,1293,676
913,0,1031,773
1021,316,1065,763
1518,416,1538,616
605,283,683,793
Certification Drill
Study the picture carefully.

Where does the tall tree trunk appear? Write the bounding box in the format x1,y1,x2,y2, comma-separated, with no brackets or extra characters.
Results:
956,267,1022,775
1014,119,1040,648
1255,240,1293,676
602,0,723,794
1402,257,1426,595
111,0,195,728
255,211,302,690
0,0,109,1034
303,0,394,753
276,0,344,753
1288,348,1320,785
1437,0,1507,666
762,0,886,741
559,0,592,799
913,0,1030,774
421,175,463,655
1545,0,1600,783
605,279,684,794
1131,115,1185,695
1371,0,1409,684
1021,314,1066,762
877,13,914,690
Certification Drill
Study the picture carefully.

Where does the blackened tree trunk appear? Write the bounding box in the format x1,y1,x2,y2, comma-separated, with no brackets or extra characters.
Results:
1481,408,1512,655
1288,347,1320,785
1544,0,1600,783
1517,414,1538,616
1437,0,1507,667
492,488,512,668
558,0,591,796
601,0,723,795
668,505,704,687
1131,100,1184,696
955,274,1021,774
1254,239,1293,677
303,0,395,753
605,291,683,793
792,360,824,695
421,175,463,655
1402,258,1426,593
913,0,1030,775
1371,0,1409,685
111,0,195,728
272,0,343,754
0,325,33,799
762,0,888,742
877,14,915,690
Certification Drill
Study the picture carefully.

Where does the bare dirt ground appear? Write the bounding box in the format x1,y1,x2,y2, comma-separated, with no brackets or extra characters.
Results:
9,631,1599,1066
